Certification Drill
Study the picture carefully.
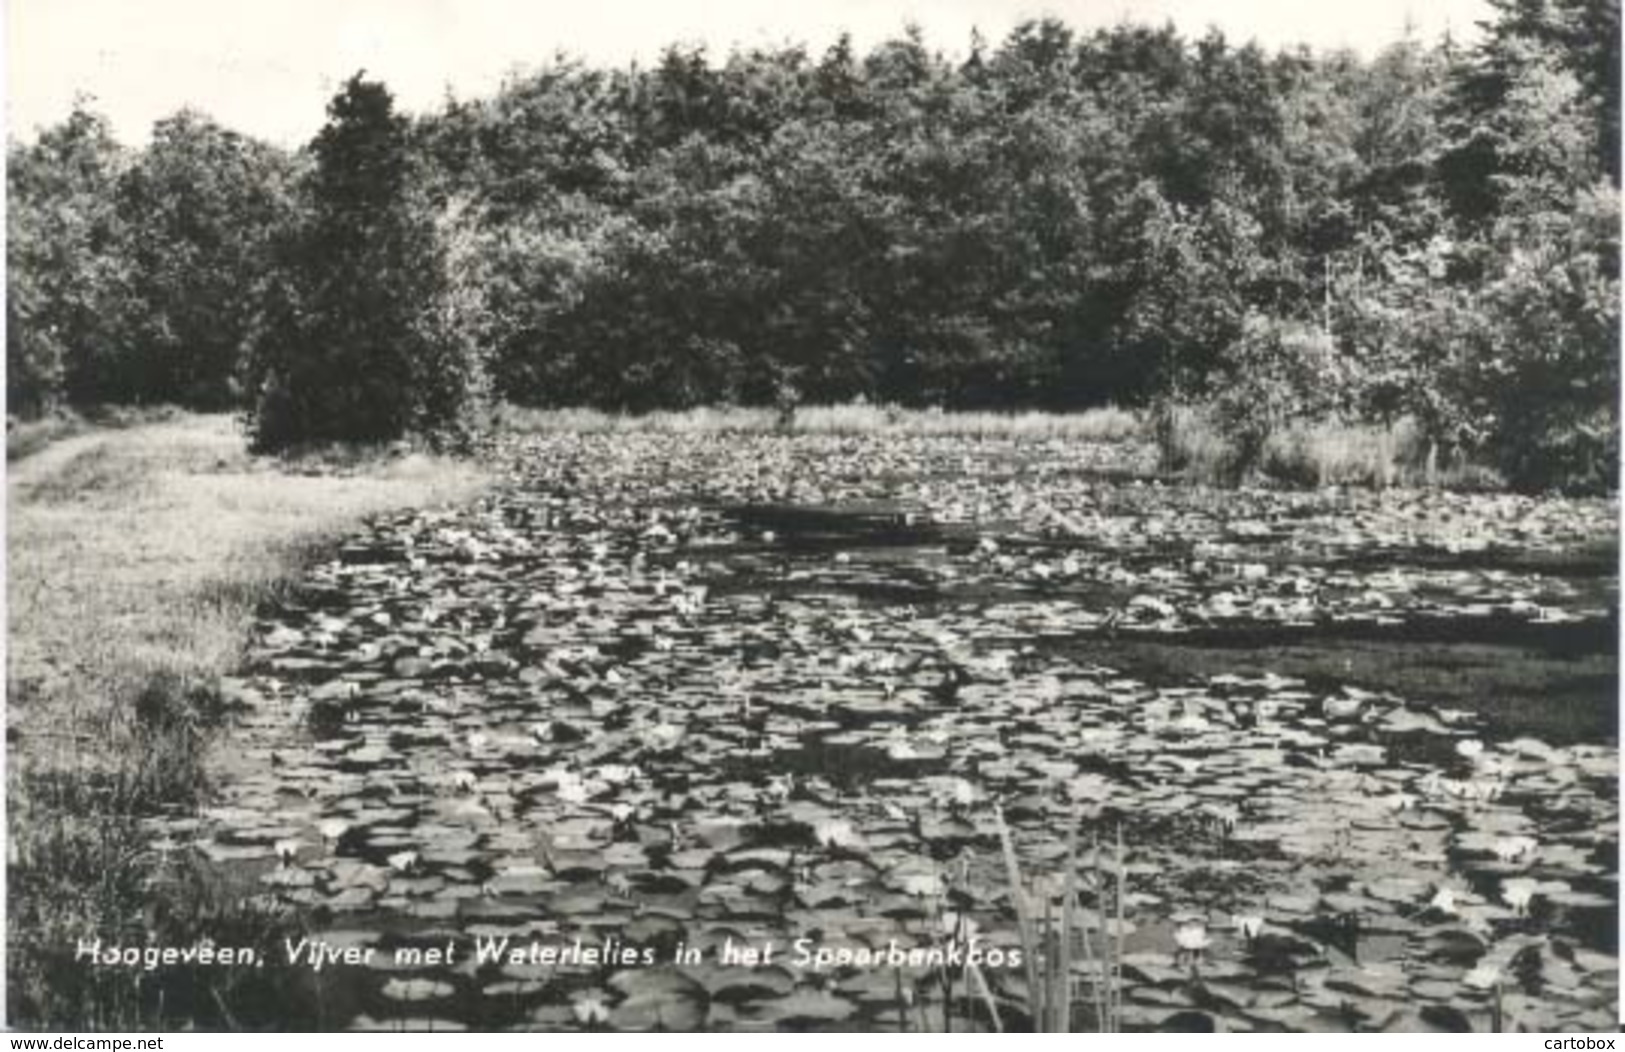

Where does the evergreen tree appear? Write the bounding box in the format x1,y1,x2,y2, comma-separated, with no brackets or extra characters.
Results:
245,74,485,451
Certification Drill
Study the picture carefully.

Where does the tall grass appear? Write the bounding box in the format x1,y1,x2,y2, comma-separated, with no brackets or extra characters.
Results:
993,807,1126,1033
7,413,489,1029
497,402,1145,442
1155,404,1503,490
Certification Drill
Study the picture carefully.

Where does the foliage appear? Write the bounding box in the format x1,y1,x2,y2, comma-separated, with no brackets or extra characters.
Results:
117,111,297,408
6,103,132,413
244,75,487,451
5,3,1618,490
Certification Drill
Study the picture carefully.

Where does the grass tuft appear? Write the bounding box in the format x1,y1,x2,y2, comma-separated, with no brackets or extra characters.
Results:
1154,404,1505,491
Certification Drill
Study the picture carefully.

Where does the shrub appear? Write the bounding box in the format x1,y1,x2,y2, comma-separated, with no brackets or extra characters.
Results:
1205,314,1355,476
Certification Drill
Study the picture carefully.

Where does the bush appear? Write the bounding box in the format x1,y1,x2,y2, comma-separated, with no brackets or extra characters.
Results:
1204,314,1355,475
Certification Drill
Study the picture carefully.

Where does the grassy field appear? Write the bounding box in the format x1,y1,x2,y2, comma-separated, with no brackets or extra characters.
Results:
6,413,490,1028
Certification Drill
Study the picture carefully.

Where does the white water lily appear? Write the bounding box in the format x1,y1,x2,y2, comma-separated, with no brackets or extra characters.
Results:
1492,835,1538,863
765,774,794,802
1428,887,1458,915
1501,877,1538,916
555,773,589,805
317,818,350,844
1203,804,1240,836
1463,963,1501,990
815,818,858,849
899,871,944,897
1174,919,1211,961
274,838,302,866
387,849,420,874
887,739,920,760
1232,913,1265,940
595,763,638,786
572,992,610,1025
1455,739,1486,761
1382,792,1417,813
1323,696,1364,721
452,770,478,794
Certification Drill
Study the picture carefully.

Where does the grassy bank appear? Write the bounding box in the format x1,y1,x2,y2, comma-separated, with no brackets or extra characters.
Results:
499,402,1145,442
7,413,489,1029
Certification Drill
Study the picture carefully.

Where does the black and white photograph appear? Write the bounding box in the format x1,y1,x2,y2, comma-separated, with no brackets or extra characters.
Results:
5,0,1620,1034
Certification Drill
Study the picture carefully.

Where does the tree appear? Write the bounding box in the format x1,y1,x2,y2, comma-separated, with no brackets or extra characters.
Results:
245,74,486,451
6,101,132,413
116,111,295,408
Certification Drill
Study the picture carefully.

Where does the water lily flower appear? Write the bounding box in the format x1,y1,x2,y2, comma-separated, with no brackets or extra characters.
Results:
1492,835,1538,863
887,739,920,761
595,763,638,786
1428,887,1458,915
467,731,491,753
1323,696,1364,721
899,871,944,897
606,871,633,896
453,770,478,794
387,850,420,874
1463,963,1501,991
317,818,350,844
1382,792,1417,813
1456,738,1486,761
275,838,302,867
1232,913,1265,941
1203,804,1239,836
1174,918,1211,963
1501,877,1538,916
555,774,589,805
815,818,858,849
572,992,610,1026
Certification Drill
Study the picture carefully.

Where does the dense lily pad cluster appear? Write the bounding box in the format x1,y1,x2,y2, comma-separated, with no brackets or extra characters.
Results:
148,433,1618,1031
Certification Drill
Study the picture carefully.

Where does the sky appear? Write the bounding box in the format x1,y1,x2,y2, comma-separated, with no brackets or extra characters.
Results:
7,0,1495,147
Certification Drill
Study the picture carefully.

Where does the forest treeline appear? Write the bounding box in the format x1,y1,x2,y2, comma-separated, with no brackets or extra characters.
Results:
7,1,1620,489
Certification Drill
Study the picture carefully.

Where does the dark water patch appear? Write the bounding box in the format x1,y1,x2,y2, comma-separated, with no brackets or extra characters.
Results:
1091,612,1618,655
1063,637,1616,745
723,738,951,791
724,502,937,542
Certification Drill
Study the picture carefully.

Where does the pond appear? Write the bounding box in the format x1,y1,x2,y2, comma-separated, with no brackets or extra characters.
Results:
147,431,1618,1032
